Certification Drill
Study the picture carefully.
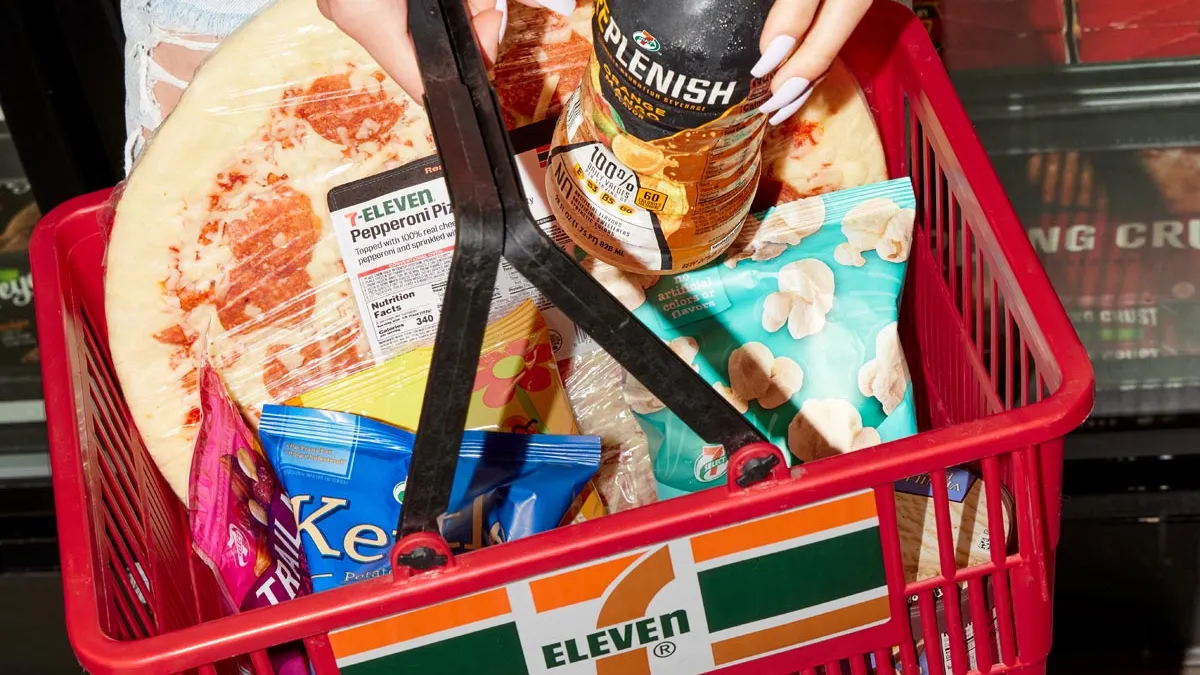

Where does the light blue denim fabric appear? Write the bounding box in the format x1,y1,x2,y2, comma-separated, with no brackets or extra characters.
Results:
138,0,272,37
121,0,272,171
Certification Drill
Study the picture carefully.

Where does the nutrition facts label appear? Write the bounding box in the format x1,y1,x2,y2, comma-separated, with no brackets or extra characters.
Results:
329,151,598,363
359,261,442,347
328,158,456,359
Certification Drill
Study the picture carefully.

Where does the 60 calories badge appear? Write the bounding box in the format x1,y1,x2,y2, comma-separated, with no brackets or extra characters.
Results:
632,30,660,52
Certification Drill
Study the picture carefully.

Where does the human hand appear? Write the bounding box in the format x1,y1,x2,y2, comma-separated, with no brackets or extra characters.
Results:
750,0,873,125
317,0,576,102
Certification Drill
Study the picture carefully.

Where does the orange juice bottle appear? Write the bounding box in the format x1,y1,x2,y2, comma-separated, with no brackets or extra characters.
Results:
546,0,774,274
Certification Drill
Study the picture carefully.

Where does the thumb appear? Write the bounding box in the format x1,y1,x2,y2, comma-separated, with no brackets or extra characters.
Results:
472,8,504,64
319,0,424,100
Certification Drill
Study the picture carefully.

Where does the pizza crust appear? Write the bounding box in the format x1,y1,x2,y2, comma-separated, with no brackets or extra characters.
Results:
108,0,434,500
759,59,888,204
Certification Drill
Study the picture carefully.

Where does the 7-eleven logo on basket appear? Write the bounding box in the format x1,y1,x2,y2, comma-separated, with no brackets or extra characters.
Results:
694,445,728,483
330,491,892,674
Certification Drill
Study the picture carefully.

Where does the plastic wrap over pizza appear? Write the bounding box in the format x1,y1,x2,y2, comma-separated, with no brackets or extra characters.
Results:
106,0,886,501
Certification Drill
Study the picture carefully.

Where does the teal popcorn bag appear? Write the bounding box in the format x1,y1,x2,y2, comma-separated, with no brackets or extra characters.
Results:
617,179,919,499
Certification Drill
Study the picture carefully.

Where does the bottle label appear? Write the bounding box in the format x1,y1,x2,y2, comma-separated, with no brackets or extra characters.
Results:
546,0,773,273
592,0,772,140
548,95,670,269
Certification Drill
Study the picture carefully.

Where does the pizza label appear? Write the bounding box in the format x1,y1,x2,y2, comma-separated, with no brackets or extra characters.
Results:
328,150,598,363
327,156,455,359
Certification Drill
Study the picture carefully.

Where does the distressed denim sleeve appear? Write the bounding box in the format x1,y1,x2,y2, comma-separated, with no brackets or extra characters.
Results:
120,0,271,173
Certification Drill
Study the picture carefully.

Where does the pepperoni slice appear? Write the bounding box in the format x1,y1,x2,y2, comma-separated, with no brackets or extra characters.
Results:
153,325,193,346
224,186,320,266
493,34,591,125
261,353,292,401
324,325,365,376
261,325,365,402
262,342,323,401
198,221,220,245
789,120,823,149
550,37,591,101
219,266,315,330
217,185,320,330
293,72,404,148
177,285,214,312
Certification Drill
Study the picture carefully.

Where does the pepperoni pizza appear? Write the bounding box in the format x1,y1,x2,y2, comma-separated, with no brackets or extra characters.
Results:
107,0,886,501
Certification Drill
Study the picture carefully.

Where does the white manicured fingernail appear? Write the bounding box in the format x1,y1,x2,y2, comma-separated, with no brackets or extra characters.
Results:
497,0,508,42
768,88,813,126
536,0,576,15
759,77,810,114
751,35,796,78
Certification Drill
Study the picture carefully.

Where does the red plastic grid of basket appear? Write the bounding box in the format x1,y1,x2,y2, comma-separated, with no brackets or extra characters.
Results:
30,2,1094,674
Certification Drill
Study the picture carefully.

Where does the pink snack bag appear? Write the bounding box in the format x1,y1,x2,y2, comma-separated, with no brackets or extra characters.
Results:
190,364,312,673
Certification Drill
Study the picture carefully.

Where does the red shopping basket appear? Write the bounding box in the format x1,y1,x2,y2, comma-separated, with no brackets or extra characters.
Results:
32,2,1093,674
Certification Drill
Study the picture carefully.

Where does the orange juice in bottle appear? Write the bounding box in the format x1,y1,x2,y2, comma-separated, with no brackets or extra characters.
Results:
546,0,774,274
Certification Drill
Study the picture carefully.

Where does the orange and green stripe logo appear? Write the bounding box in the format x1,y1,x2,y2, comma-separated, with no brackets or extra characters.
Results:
536,546,682,674
333,589,526,674
691,490,889,666
331,490,888,674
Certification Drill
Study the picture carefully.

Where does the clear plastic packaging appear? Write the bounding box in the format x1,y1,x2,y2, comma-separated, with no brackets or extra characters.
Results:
121,0,588,167
562,349,657,513
104,0,888,509
104,0,595,500
493,0,593,129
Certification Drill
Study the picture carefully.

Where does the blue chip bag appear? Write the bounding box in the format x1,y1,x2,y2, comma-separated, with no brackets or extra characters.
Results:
618,178,920,499
258,405,600,591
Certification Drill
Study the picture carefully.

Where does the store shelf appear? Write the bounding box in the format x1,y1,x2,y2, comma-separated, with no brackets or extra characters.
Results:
1069,425,1200,459
960,61,1200,426
1052,512,1200,673
955,58,1200,154
965,68,1200,666
0,479,56,573
0,120,25,180
0,365,43,404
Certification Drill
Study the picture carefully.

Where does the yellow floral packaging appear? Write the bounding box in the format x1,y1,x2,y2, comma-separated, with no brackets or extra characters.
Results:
286,300,608,519
287,301,572,433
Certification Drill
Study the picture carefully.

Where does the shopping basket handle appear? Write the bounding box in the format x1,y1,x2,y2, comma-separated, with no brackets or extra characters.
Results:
399,0,770,566
400,0,507,551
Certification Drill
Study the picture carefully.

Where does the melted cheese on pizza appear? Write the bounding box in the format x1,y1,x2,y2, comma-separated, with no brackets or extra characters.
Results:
149,64,433,427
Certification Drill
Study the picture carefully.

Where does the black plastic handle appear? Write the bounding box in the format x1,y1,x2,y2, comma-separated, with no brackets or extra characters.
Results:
399,0,769,549
401,0,506,540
